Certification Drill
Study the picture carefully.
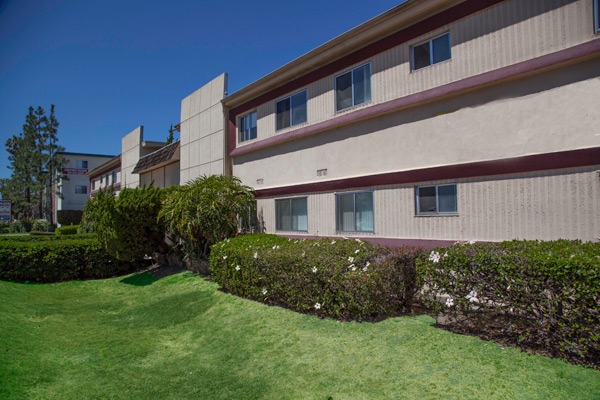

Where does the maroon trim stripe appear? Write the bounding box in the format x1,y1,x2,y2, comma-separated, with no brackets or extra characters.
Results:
254,147,600,198
227,0,505,155
232,38,600,157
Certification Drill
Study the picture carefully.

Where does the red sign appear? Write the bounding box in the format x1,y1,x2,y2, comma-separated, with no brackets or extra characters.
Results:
63,168,88,175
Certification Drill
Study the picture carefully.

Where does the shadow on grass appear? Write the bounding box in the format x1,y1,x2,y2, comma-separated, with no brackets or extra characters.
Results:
120,272,158,286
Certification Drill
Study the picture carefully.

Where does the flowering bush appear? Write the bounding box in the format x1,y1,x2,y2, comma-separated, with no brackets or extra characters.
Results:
210,234,424,321
416,240,600,368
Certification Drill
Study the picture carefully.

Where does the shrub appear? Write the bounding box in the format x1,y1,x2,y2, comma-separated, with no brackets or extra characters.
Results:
32,219,50,232
83,186,167,262
160,175,255,259
0,233,96,242
210,234,423,321
57,210,83,226
417,240,600,367
0,220,9,234
56,225,80,235
0,238,136,283
10,218,32,233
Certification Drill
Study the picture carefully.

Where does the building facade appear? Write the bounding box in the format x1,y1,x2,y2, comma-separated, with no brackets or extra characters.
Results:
87,155,121,196
209,0,599,245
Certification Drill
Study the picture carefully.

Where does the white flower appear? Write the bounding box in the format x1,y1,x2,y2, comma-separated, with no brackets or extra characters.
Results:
314,302,321,310
301,251,306,257
262,288,268,295
469,240,476,245
355,249,360,254
366,261,370,267
350,264,356,271
355,238,362,243
348,256,354,263
331,240,336,245
445,297,454,307
253,252,258,259
311,266,318,273
235,265,240,271
429,251,440,263
362,266,368,272
223,255,227,260
443,252,448,258
466,290,478,303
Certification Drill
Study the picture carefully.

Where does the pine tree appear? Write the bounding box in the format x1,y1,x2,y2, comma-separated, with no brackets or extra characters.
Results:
4,105,66,221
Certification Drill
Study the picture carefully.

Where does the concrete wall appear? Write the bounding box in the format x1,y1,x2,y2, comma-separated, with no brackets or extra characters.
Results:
139,162,180,188
90,168,121,192
256,167,600,242
235,0,597,147
180,73,228,183
121,126,144,189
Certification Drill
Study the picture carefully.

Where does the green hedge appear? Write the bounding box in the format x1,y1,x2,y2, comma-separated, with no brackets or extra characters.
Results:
57,210,83,226
417,240,600,367
56,225,80,235
0,233,96,242
210,234,423,321
0,238,137,283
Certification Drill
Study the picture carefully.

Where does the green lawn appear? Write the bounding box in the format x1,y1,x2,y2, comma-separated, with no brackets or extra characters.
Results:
1,271,598,400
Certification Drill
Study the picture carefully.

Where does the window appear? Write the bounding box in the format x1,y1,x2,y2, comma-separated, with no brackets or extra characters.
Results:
276,197,308,231
595,0,600,33
106,173,110,185
112,170,118,184
335,63,372,111
276,90,307,130
91,180,96,191
336,191,374,232
75,185,88,194
415,184,457,215
239,111,257,142
412,33,451,71
76,160,88,169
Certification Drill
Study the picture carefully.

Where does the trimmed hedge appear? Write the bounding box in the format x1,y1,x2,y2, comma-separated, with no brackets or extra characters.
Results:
0,238,137,283
417,240,600,367
57,210,83,226
0,233,96,242
210,234,423,321
56,225,80,235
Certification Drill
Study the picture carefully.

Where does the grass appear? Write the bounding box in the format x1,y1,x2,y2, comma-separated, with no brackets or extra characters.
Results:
1,271,599,399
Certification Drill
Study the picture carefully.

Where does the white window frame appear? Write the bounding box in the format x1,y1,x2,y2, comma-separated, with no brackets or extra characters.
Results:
415,184,458,215
595,0,600,33
76,160,88,169
335,62,372,112
335,190,374,233
239,111,257,143
411,32,452,71
75,185,88,195
276,90,308,131
275,197,308,232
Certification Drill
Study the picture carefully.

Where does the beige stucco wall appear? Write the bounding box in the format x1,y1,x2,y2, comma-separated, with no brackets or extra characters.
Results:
139,162,180,188
91,169,121,192
237,0,597,146
256,167,600,242
233,58,600,190
180,73,228,184
121,126,144,189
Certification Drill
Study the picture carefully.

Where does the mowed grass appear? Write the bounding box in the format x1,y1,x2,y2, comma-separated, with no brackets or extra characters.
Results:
1,272,599,400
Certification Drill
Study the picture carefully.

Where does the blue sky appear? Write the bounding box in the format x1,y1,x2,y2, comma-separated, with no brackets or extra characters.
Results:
0,0,403,179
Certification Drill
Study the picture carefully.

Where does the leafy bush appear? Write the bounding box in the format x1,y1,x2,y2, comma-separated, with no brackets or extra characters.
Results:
77,211,94,234
417,240,600,367
0,238,136,283
56,225,80,235
160,175,255,259
210,234,423,321
10,219,32,233
83,186,167,262
0,233,96,242
32,219,50,232
30,231,56,237
57,210,83,226
0,220,9,234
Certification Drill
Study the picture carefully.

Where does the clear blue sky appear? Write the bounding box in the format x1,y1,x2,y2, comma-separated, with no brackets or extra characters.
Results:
0,0,403,179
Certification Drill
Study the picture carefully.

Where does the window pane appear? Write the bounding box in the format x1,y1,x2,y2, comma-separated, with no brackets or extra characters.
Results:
355,192,374,231
438,184,457,213
336,193,355,231
291,91,307,125
432,33,451,64
412,42,431,70
291,197,308,231
276,98,291,130
418,186,437,213
353,64,371,106
335,71,353,111
249,112,257,140
276,200,291,231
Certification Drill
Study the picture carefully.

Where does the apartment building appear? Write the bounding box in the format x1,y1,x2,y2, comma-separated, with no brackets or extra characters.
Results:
177,0,600,246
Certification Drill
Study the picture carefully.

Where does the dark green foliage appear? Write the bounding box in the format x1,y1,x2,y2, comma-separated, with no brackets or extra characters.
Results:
57,210,83,226
31,219,50,232
159,175,255,259
83,186,167,262
29,231,56,237
56,225,80,235
10,218,32,233
210,234,423,321
0,238,135,283
0,221,9,234
417,240,600,367
0,233,96,242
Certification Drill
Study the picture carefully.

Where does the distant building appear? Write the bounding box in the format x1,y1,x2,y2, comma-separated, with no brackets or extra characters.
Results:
87,155,121,195
54,152,114,224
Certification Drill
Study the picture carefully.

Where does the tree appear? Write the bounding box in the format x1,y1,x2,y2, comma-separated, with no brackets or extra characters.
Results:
159,175,255,258
4,105,66,221
165,124,175,145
